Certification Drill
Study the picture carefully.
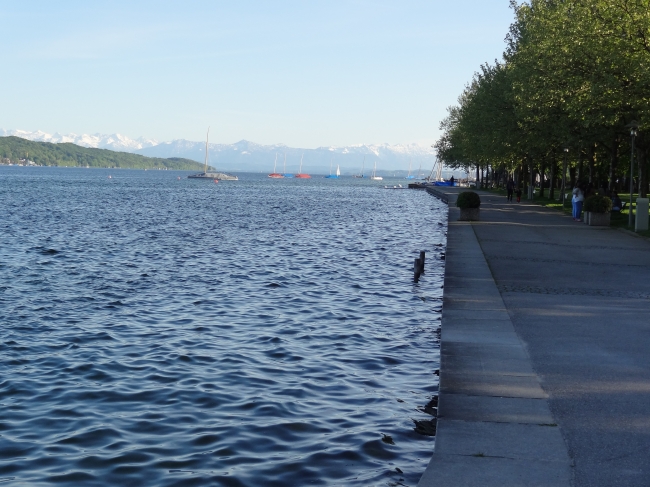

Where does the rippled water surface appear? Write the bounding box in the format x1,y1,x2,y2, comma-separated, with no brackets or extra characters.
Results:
0,167,446,486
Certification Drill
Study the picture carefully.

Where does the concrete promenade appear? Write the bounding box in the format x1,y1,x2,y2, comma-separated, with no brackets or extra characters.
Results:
418,188,650,487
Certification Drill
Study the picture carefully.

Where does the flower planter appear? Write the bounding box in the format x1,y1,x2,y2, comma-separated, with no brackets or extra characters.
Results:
459,208,480,221
588,212,610,226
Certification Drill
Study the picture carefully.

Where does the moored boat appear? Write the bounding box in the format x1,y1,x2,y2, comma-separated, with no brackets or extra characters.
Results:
370,161,383,180
353,156,365,178
282,153,294,178
268,154,284,178
295,154,311,178
405,158,415,179
325,164,340,179
188,128,238,180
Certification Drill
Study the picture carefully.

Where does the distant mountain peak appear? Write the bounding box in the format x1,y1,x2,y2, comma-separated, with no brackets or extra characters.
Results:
1,128,436,172
0,129,158,151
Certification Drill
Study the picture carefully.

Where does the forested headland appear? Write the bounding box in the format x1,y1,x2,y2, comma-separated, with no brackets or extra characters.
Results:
0,136,207,171
437,0,650,198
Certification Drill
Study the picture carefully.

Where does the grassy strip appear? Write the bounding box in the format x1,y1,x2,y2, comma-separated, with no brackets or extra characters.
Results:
483,187,650,238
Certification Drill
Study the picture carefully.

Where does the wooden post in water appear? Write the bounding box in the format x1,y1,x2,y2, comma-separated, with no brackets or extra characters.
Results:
414,258,422,282
419,251,426,274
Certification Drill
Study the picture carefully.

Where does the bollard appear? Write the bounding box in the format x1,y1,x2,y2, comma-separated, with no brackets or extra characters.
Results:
414,258,421,282
419,251,426,274
636,198,649,231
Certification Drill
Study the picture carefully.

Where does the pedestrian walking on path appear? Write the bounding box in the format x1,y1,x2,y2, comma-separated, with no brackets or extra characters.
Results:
516,187,522,202
506,178,514,202
572,183,585,221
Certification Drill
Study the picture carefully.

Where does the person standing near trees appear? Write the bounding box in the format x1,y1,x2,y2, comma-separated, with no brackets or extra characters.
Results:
506,178,515,202
572,183,585,221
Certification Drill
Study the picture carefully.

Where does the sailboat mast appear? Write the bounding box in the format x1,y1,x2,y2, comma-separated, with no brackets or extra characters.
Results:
283,153,286,173
299,154,304,173
204,127,210,173
427,160,437,181
361,156,365,177
273,153,278,172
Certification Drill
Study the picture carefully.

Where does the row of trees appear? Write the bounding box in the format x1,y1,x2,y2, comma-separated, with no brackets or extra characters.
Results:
437,0,650,198
0,137,205,171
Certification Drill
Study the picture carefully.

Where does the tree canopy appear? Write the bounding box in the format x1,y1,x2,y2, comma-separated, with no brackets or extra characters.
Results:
437,0,650,196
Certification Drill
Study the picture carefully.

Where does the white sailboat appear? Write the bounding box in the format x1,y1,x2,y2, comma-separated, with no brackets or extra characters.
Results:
370,160,383,180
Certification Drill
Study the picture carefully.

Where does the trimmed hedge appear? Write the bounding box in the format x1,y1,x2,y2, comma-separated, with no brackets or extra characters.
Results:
583,194,612,213
456,191,481,209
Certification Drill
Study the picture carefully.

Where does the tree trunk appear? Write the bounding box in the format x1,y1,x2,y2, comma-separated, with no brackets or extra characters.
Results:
549,151,556,200
608,138,619,191
528,156,535,199
578,148,584,182
588,144,596,184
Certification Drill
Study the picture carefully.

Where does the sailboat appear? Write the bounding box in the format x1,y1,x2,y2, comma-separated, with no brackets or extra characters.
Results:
268,153,284,178
354,156,365,178
295,154,311,178
282,153,294,178
188,127,238,180
325,156,339,178
370,160,383,180
405,158,415,179
325,164,340,179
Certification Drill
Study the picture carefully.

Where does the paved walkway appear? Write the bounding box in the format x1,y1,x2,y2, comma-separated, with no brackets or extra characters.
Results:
418,188,650,487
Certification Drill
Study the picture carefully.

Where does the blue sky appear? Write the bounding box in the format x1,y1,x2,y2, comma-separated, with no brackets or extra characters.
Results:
1,1,514,148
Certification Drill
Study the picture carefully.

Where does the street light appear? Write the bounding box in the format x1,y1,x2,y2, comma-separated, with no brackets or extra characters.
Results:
562,147,569,207
627,121,639,227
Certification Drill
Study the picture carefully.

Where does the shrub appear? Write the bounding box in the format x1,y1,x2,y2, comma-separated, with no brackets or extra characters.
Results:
583,194,612,213
456,191,481,209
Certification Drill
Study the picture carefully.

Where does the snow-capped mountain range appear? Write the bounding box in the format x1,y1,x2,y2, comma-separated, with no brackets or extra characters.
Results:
1,129,436,174
0,129,158,152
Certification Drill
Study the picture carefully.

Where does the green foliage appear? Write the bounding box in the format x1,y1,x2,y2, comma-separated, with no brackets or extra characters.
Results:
584,194,613,213
0,137,206,171
436,0,650,191
456,191,481,209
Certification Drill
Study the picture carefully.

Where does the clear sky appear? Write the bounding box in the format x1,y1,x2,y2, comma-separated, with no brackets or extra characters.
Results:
1,1,514,148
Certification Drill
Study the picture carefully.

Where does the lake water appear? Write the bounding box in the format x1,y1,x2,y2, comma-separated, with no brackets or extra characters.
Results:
0,167,446,486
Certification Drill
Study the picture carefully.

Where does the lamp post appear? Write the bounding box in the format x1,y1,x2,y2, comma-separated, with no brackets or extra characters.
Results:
627,121,639,227
562,147,569,207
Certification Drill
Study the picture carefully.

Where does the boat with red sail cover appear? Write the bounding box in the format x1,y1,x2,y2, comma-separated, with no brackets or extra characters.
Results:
268,154,284,178
295,154,311,178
